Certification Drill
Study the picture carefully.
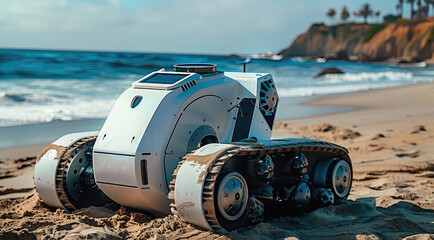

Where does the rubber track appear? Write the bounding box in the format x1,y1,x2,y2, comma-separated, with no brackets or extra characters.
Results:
168,140,349,233
55,136,97,212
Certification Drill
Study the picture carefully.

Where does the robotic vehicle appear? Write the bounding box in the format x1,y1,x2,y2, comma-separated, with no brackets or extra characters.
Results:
35,63,352,232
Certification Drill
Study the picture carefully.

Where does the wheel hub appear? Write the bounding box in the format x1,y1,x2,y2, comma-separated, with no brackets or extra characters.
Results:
217,172,248,221
293,182,311,209
331,160,351,198
255,154,274,181
65,143,93,202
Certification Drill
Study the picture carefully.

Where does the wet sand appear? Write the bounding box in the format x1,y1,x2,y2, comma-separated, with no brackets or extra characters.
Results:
0,82,433,239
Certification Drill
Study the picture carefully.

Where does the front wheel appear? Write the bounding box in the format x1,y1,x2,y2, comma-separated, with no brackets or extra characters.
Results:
215,172,249,223
35,133,111,211
313,158,352,202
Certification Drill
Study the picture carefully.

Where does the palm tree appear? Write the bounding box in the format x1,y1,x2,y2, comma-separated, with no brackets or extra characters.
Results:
416,0,422,17
431,0,434,16
341,6,350,23
359,3,374,24
327,8,336,24
399,0,405,16
396,4,402,16
375,11,381,23
431,0,434,15
423,0,431,16
407,0,415,18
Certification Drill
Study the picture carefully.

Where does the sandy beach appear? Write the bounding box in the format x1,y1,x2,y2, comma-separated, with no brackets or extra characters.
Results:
0,82,433,239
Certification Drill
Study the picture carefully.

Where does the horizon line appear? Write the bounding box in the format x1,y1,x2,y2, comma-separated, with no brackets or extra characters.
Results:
0,46,266,57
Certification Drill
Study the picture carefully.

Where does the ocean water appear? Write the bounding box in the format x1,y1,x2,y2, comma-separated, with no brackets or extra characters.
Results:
1,48,433,127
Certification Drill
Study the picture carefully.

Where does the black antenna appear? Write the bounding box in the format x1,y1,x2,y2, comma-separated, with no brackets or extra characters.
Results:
242,57,251,72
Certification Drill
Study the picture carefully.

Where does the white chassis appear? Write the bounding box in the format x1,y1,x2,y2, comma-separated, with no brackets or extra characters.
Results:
36,67,277,216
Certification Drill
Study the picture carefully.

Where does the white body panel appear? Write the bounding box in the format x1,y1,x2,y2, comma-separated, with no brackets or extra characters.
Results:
53,131,99,148
34,131,98,210
92,70,277,216
34,149,63,208
94,154,137,187
249,107,271,139
173,160,210,230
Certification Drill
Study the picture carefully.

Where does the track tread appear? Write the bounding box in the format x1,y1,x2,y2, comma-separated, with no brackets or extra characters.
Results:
55,136,97,212
168,140,350,232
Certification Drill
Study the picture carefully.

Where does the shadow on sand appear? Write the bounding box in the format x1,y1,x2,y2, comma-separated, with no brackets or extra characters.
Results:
228,197,434,240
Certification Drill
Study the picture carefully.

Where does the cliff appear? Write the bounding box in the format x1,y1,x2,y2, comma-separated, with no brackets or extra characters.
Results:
279,17,434,62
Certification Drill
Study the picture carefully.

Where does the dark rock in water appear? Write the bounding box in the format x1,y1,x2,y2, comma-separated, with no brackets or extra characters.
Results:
398,59,417,64
336,50,349,61
315,67,344,78
228,53,241,58
326,50,349,61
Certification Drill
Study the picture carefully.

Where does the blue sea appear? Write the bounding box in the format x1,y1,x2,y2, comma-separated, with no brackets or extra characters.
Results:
1,48,433,127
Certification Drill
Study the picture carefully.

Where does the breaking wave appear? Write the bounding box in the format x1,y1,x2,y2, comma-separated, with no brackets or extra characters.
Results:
276,71,419,97
319,71,412,83
0,98,115,126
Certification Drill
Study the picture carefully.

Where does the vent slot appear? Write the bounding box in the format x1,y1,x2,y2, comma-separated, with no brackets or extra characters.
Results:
259,79,277,113
181,80,197,92
141,159,148,185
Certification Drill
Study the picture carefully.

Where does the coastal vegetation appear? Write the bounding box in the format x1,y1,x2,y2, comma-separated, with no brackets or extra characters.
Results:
326,1,433,25
279,1,434,63
326,4,380,25
363,23,389,42
402,0,433,19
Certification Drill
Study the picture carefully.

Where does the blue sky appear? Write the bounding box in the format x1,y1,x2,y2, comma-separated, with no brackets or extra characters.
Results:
0,0,399,54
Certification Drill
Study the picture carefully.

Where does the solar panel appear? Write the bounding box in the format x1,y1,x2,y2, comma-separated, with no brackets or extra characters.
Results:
139,73,188,84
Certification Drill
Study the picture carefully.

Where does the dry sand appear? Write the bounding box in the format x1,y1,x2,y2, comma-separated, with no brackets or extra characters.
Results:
0,83,433,239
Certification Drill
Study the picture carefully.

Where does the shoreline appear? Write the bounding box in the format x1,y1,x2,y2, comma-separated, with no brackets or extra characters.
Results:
1,81,432,153
277,81,433,122
0,118,105,149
